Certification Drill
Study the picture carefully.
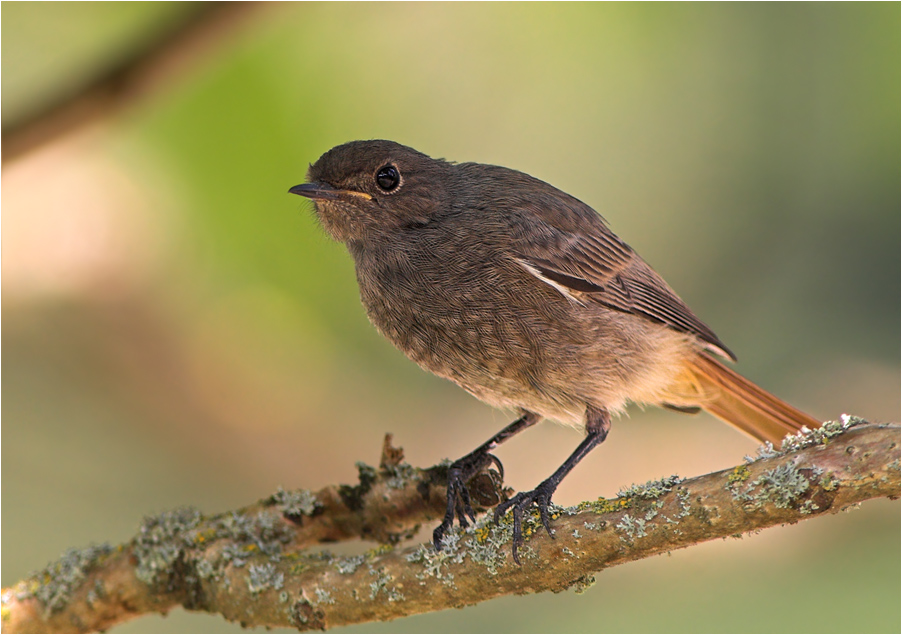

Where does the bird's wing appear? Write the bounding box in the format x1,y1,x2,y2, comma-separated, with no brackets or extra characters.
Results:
509,195,735,361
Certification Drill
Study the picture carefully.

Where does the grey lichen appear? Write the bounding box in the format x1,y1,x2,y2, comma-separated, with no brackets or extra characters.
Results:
368,566,405,602
779,415,861,453
335,555,366,575
135,507,295,594
754,463,816,509
135,507,202,587
16,544,115,615
405,534,465,584
383,461,418,490
617,475,683,500
661,487,693,527
464,520,514,575
407,500,601,580
615,514,648,541
745,441,781,463
405,523,521,582
729,459,817,511
271,487,321,518
246,563,284,594
746,415,862,463
195,558,216,580
220,543,251,568
644,500,665,521
608,477,689,542
799,499,820,515
215,510,293,560
314,587,336,605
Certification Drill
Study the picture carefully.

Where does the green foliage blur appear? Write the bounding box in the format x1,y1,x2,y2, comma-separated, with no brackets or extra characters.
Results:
3,3,899,633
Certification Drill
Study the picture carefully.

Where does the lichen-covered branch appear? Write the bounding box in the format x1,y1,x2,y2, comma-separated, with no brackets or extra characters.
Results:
3,418,899,633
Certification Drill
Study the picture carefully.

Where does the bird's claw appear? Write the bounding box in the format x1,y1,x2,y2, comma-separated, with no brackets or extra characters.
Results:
433,452,504,550
486,453,505,482
493,480,557,564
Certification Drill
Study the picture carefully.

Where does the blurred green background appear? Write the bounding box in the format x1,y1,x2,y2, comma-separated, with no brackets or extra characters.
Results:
2,3,899,632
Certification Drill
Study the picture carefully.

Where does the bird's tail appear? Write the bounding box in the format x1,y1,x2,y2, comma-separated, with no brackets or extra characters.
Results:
685,353,820,446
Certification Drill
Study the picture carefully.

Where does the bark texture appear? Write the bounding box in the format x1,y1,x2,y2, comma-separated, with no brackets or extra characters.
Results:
2,419,898,633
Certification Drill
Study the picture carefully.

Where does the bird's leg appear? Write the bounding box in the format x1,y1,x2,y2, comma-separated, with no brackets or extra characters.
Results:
494,406,611,564
433,411,541,549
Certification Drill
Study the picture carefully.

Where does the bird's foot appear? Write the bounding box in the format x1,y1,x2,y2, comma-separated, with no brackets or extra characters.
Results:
432,451,504,550
492,478,559,564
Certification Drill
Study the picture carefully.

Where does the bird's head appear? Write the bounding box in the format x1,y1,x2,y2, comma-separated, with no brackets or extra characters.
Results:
290,140,451,243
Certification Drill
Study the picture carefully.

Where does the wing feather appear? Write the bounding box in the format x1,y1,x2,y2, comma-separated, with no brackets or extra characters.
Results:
510,194,735,360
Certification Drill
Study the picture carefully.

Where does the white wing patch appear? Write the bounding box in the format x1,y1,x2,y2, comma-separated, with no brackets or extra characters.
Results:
516,258,586,306
703,342,735,362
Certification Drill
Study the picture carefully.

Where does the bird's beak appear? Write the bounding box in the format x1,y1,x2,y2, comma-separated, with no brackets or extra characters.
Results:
288,182,372,201
289,182,340,200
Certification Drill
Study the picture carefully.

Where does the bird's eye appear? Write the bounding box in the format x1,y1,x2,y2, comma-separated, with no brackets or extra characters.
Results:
375,165,401,192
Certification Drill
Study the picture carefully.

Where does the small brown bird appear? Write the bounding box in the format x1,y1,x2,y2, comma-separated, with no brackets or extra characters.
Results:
289,140,820,561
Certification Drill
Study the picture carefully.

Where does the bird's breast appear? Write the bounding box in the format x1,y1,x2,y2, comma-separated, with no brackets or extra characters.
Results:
348,235,603,423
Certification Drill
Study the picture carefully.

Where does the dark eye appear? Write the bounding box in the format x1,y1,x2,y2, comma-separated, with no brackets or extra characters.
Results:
375,165,401,192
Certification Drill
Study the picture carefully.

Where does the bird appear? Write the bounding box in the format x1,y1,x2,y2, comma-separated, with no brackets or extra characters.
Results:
289,139,820,562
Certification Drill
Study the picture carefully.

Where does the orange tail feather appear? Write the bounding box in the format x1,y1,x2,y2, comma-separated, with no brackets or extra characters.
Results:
687,354,820,446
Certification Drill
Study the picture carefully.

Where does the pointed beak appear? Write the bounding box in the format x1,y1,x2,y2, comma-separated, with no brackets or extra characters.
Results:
289,182,374,202
289,182,340,200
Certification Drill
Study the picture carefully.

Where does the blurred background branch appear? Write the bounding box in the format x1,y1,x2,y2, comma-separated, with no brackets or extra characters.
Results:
2,2,264,164
3,3,899,632
2,421,898,634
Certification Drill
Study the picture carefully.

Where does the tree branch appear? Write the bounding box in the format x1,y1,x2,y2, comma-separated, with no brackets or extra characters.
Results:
2,2,267,164
2,418,899,633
